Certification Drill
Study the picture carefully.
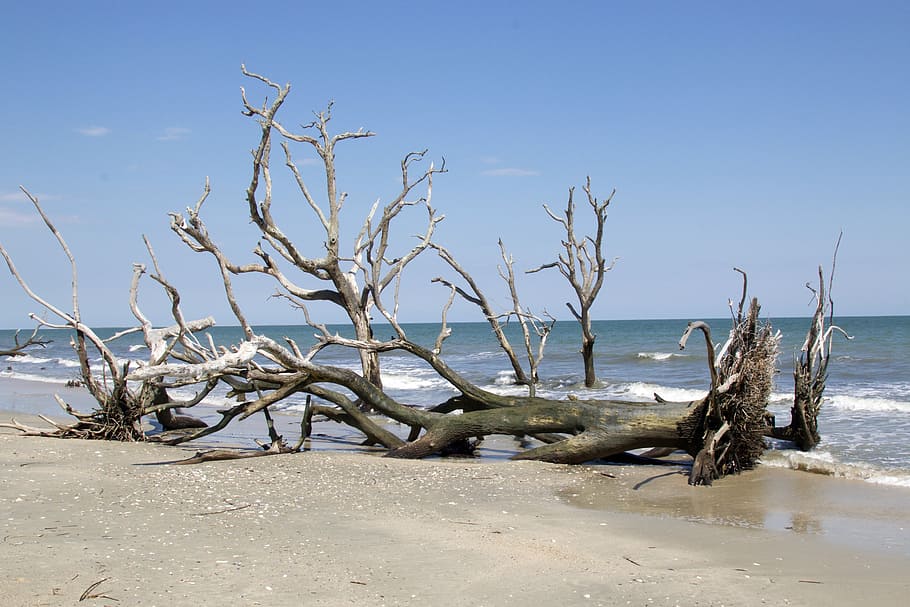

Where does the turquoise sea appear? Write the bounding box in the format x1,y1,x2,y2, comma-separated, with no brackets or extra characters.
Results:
2,316,908,486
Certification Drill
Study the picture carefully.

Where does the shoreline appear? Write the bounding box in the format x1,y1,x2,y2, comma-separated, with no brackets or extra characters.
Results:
2,377,910,604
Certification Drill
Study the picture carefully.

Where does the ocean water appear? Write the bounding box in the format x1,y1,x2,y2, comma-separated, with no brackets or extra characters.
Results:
2,316,908,487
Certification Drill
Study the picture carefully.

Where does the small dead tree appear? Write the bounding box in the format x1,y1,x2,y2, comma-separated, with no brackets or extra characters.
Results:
529,177,617,387
431,240,554,397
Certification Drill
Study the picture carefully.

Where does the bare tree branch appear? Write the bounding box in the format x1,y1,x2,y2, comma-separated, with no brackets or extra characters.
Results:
0,326,51,358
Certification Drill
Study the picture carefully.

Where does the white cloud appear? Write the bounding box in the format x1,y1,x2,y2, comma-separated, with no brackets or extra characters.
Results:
0,207,39,226
156,127,191,141
0,191,60,203
0,192,24,202
76,126,111,137
481,168,540,177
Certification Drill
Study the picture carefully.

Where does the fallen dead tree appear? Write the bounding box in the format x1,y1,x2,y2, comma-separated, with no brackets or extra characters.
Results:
133,281,777,486
0,69,842,485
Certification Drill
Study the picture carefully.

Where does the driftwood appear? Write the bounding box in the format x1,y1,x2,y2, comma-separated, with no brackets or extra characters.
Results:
131,288,777,486
1,69,843,486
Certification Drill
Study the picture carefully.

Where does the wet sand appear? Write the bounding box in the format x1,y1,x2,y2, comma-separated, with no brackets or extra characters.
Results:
2,377,910,606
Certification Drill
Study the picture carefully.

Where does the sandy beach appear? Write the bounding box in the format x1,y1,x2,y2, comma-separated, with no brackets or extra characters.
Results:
2,378,909,606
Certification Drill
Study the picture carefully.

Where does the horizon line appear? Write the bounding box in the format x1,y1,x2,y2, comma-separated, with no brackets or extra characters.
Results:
2,313,905,332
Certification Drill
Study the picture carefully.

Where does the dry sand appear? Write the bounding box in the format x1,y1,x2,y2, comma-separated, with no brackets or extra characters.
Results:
2,379,909,606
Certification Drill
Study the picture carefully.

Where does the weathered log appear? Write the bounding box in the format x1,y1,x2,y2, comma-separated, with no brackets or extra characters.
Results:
387,398,705,463
155,407,208,430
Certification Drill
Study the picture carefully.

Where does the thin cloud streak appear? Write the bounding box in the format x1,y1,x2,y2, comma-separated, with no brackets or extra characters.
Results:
0,191,61,203
76,126,111,137
156,127,191,141
481,168,540,177
0,208,39,225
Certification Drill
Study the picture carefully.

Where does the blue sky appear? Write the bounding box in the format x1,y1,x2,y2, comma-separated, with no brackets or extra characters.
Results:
1,1,908,329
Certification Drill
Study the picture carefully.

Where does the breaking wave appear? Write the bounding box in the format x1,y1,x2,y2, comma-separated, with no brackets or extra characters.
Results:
5,354,81,369
637,352,681,362
0,369,71,385
824,393,910,414
620,381,707,402
760,449,910,488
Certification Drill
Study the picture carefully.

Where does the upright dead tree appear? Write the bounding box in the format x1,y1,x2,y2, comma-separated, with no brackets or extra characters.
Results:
767,245,850,450
170,66,444,394
529,177,617,387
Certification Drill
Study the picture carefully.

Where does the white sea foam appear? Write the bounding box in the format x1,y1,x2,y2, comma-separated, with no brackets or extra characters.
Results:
865,474,910,488
766,391,793,406
469,350,508,360
9,354,53,365
5,354,81,369
760,449,910,488
0,370,70,385
129,344,147,352
380,368,451,391
486,384,534,397
480,372,535,397
494,370,517,386
621,381,706,402
637,352,678,362
825,394,910,414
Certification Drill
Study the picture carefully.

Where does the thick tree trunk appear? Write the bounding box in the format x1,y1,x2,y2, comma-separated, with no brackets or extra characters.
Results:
764,266,838,452
388,399,703,463
581,335,596,388
580,310,597,388
153,387,208,431
766,354,824,450
350,307,383,410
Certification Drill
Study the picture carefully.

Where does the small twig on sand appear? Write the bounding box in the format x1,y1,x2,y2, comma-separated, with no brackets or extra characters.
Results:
79,577,118,601
192,503,252,516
